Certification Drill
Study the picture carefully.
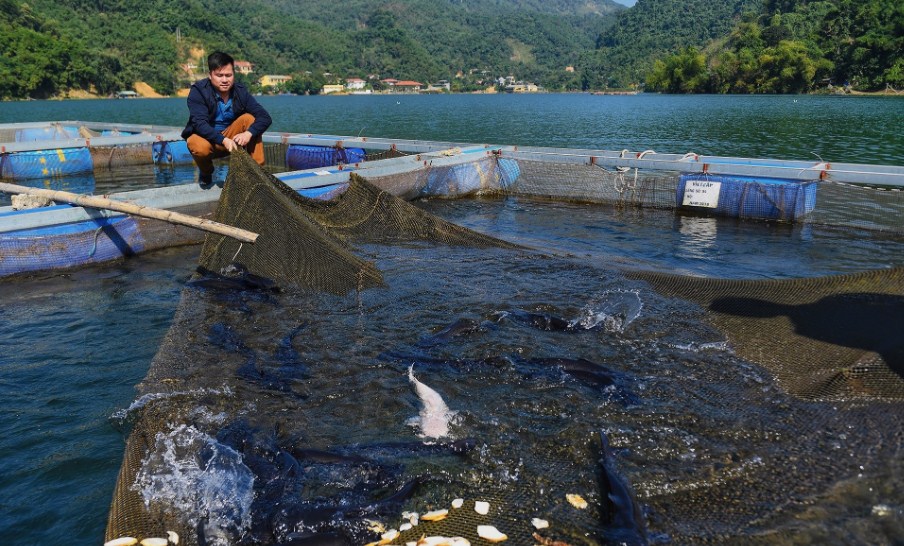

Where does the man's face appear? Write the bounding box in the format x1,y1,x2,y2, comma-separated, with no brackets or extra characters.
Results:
210,65,235,94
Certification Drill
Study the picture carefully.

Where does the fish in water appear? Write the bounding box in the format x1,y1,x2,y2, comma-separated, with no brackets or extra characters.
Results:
504,309,575,331
190,263,280,292
419,317,484,346
597,430,648,545
519,357,641,406
407,365,455,439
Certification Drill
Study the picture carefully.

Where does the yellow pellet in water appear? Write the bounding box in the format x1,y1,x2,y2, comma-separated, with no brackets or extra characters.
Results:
421,509,449,521
477,525,508,542
566,493,588,509
104,538,138,546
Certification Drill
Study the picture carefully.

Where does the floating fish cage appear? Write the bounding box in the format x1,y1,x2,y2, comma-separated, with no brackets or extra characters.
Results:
101,150,904,546
3,122,904,546
1,122,904,281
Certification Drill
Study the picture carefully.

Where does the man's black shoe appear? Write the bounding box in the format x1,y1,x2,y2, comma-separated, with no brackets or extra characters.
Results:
198,172,214,189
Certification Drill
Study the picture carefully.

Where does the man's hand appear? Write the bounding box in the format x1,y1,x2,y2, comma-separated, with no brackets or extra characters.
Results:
232,131,253,147
222,137,239,152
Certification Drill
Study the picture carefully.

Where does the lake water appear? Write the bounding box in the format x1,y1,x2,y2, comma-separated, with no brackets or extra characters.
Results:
2,93,904,164
0,94,902,545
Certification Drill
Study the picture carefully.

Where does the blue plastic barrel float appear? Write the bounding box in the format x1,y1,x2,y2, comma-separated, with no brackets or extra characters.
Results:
677,173,817,222
285,144,366,170
0,147,95,180
152,140,195,166
0,216,144,277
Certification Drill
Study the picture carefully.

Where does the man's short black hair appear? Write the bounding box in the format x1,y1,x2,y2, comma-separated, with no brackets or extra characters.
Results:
208,52,235,72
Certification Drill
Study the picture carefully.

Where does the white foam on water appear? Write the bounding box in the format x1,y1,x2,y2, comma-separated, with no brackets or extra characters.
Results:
132,424,255,545
667,340,732,353
111,386,234,422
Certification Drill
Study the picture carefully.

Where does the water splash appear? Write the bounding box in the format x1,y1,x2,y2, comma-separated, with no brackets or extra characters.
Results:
132,424,255,545
110,386,234,423
574,289,643,332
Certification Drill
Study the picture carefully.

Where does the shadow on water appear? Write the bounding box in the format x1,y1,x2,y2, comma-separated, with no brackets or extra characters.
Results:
710,293,904,379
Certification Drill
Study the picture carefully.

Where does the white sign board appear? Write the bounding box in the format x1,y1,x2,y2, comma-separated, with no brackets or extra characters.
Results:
682,180,722,208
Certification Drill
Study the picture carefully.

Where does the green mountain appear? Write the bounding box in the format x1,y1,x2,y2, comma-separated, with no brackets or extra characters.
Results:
580,0,762,88
1,0,624,99
645,0,904,93
1,0,900,99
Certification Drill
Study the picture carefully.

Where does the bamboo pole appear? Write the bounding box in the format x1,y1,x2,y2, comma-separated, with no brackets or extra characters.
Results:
0,182,258,243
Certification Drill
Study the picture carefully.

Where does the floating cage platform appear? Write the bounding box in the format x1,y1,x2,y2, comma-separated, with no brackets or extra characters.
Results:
1,121,904,278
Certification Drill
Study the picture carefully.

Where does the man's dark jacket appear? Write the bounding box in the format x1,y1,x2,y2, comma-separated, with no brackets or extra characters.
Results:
181,78,272,145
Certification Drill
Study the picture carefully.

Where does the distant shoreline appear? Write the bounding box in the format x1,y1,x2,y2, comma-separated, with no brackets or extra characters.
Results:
5,89,904,102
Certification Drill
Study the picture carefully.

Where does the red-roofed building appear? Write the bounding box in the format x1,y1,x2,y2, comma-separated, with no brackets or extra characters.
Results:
345,78,366,90
234,61,254,75
393,80,423,93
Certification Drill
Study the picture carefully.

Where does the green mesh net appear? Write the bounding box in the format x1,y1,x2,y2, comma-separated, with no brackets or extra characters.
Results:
106,150,904,546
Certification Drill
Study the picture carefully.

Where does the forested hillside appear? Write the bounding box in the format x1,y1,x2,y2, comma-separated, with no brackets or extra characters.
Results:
0,0,622,99
646,0,904,93
1,0,901,99
579,0,761,88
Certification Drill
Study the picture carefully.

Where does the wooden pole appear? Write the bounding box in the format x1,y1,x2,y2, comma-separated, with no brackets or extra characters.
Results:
0,182,258,243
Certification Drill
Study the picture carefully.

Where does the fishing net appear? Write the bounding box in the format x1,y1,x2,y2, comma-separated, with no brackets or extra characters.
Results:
107,151,903,546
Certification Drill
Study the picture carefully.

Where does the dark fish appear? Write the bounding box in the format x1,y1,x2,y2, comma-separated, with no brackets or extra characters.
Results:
343,438,478,461
598,430,648,545
274,323,307,366
420,317,483,345
529,357,617,385
271,478,426,544
236,354,305,397
290,447,372,465
229,325,308,396
521,357,640,406
361,476,423,510
190,263,280,292
291,438,476,466
378,350,511,371
505,309,574,331
208,321,250,353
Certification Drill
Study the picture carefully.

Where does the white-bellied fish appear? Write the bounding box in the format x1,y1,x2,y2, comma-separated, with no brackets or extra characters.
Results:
407,365,455,439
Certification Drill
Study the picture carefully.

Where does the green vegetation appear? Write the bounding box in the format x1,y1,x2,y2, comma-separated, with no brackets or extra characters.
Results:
1,0,620,100
0,0,901,99
646,0,904,93
582,0,761,89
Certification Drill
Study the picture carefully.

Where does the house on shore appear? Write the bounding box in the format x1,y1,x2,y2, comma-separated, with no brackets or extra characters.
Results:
235,61,254,75
345,78,366,91
322,84,346,95
259,75,292,88
392,80,423,93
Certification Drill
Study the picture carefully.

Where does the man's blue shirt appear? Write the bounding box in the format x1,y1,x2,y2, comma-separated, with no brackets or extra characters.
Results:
214,96,235,133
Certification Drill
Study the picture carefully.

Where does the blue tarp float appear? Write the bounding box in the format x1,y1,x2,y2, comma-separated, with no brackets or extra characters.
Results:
285,144,366,170
677,173,818,222
152,140,194,166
